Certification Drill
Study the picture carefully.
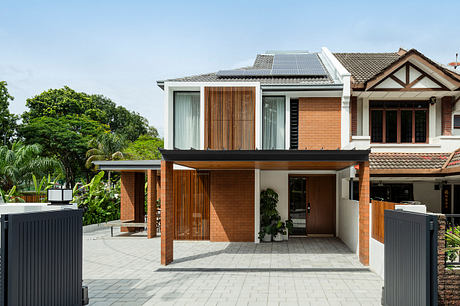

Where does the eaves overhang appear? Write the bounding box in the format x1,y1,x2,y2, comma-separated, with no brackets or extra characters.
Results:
261,84,343,91
92,160,161,171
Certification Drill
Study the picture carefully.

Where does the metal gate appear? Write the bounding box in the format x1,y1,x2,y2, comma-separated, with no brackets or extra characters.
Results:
383,209,438,306
0,209,83,306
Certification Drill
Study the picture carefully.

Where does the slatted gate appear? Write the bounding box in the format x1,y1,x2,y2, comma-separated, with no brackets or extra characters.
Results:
0,209,83,306
383,209,438,306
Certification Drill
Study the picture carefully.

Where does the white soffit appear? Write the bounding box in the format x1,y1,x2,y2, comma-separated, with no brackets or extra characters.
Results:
410,59,457,90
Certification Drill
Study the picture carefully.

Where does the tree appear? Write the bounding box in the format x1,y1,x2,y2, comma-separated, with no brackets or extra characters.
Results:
23,87,149,142
86,133,128,188
0,142,62,191
0,81,18,145
123,135,164,160
19,115,109,187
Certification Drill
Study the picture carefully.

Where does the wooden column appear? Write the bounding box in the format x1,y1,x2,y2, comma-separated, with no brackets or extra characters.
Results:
147,169,157,238
161,161,173,265
120,172,135,232
358,161,370,266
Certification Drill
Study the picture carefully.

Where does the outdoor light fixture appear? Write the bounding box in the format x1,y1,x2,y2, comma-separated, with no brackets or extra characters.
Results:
429,96,437,105
47,188,73,205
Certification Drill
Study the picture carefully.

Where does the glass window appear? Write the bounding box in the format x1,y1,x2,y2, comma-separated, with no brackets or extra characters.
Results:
414,110,427,143
400,110,413,143
174,92,200,149
371,110,383,142
454,115,460,129
262,97,285,149
385,111,398,143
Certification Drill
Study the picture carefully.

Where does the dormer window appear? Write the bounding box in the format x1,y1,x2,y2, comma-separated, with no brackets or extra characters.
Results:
370,101,428,144
174,92,200,149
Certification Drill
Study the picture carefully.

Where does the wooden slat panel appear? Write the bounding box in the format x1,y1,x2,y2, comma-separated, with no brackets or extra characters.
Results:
371,200,407,243
173,170,210,240
204,87,255,150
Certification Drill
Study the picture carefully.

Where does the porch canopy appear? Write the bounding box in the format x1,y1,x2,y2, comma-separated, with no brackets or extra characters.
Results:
92,160,161,239
158,149,372,266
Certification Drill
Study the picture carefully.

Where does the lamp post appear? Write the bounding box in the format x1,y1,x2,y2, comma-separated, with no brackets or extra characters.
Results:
47,188,73,205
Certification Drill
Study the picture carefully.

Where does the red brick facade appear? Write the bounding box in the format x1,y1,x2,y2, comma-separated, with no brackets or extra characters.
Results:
120,172,145,232
441,96,453,136
210,170,255,242
298,97,341,150
358,161,370,266
437,215,460,305
147,169,157,239
351,96,357,137
161,161,174,265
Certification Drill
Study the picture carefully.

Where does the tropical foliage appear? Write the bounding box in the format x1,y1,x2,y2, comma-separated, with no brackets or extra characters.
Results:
0,142,62,191
86,133,128,168
0,186,24,203
446,225,460,265
0,81,18,145
73,171,120,225
124,135,163,160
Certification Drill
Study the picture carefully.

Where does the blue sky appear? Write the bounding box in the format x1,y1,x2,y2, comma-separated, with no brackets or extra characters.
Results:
1,0,458,136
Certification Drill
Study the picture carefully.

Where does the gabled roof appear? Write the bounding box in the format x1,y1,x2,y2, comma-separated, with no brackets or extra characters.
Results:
335,48,460,90
157,54,335,87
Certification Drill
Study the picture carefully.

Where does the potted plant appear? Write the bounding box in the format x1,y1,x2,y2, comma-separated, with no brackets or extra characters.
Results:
258,188,281,242
273,220,286,242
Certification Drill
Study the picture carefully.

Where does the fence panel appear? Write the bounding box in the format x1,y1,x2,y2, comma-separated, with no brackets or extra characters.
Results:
0,209,82,306
383,210,437,306
372,200,404,243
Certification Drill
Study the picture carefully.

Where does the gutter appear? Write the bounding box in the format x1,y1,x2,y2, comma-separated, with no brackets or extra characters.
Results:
261,84,343,91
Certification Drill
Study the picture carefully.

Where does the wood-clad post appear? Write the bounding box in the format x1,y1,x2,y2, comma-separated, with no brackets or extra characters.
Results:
120,172,135,232
147,169,157,239
358,161,370,266
161,161,173,265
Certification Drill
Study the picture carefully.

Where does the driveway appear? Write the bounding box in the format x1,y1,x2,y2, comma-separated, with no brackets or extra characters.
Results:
83,228,383,305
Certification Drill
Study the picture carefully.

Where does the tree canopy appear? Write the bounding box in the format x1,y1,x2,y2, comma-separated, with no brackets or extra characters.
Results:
0,81,18,145
19,115,109,187
124,135,164,160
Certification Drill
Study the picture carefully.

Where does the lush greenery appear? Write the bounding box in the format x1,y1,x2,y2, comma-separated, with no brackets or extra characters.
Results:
0,81,163,225
0,81,18,144
446,225,460,265
73,171,120,225
258,188,292,240
124,135,163,160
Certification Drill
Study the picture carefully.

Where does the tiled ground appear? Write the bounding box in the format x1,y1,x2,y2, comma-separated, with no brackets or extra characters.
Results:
83,228,383,305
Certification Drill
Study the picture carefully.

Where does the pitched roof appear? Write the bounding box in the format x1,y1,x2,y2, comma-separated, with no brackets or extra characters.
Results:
370,152,449,170
446,151,460,169
159,54,334,86
334,52,401,83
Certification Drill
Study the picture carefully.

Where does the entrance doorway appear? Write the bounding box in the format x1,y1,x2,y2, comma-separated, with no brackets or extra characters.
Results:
288,175,336,236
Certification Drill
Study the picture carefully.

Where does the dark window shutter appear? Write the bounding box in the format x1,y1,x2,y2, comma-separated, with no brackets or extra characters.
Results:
290,99,299,149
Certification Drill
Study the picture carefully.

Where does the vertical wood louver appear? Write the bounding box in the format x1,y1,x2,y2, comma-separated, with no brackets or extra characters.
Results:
290,99,299,149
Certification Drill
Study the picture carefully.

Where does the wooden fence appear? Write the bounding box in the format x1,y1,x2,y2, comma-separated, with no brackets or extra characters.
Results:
371,200,406,243
18,194,47,203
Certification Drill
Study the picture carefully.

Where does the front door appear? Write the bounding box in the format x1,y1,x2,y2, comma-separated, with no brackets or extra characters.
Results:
289,175,336,236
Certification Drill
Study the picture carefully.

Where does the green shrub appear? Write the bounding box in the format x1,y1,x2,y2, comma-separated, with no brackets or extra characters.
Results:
73,171,120,225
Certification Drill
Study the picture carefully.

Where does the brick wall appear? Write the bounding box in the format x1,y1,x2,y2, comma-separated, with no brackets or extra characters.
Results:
437,215,460,305
120,172,145,232
298,97,341,150
351,96,357,136
358,161,370,266
441,96,453,136
161,161,174,265
210,170,254,242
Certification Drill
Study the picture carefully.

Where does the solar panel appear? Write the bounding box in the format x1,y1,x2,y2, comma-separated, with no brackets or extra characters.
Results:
216,53,328,77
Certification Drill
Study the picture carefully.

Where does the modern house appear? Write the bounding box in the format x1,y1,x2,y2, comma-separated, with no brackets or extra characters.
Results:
97,47,460,267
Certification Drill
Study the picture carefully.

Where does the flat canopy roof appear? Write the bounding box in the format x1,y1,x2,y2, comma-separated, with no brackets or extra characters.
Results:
160,149,370,171
92,160,161,171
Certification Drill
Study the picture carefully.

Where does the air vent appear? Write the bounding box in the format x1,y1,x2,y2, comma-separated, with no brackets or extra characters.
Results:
290,99,299,149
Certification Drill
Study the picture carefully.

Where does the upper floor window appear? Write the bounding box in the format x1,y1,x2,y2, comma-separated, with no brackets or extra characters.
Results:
370,101,428,144
454,115,460,129
174,92,200,149
262,96,285,149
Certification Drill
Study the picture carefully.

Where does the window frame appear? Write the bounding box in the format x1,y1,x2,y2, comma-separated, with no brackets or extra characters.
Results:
369,100,429,144
262,95,286,150
173,91,201,150
454,114,460,129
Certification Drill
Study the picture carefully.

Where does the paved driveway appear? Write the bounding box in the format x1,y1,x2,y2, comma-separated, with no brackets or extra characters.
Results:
83,228,383,305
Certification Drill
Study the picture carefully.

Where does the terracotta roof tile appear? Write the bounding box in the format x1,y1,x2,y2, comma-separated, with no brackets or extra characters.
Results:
369,152,449,170
446,151,460,168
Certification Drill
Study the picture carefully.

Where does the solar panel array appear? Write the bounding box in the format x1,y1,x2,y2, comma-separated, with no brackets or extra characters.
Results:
216,53,328,77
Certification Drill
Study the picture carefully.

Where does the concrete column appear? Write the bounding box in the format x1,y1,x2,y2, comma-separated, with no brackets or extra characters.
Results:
161,161,174,265
358,161,370,266
147,169,157,238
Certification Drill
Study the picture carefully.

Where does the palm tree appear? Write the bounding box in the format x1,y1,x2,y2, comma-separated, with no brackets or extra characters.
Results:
0,142,63,191
85,133,127,188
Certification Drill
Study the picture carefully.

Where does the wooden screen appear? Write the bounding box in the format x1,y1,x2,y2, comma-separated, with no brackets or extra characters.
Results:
204,87,255,150
371,200,406,243
173,170,210,240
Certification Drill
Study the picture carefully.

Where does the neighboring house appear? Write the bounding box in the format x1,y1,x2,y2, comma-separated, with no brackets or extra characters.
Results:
100,47,460,266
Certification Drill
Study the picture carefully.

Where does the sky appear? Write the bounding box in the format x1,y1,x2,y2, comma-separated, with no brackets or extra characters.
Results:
1,0,459,136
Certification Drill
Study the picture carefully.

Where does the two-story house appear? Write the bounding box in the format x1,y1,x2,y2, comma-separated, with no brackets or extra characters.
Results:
102,47,460,267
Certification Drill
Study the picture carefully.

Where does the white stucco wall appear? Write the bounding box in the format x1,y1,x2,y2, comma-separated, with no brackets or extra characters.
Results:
259,171,289,223
413,182,441,213
337,168,359,255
